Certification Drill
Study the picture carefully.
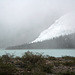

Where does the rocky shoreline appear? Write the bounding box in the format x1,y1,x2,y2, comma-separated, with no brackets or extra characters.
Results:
0,51,75,75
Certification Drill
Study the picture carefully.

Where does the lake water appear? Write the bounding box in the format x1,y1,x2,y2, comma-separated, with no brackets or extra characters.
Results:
0,49,75,57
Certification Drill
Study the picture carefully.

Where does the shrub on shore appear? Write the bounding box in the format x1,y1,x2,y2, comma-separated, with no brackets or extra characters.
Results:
0,62,17,75
0,52,75,75
58,71,75,75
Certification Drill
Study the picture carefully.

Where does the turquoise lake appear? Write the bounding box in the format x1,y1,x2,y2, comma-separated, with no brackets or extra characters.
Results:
0,49,75,57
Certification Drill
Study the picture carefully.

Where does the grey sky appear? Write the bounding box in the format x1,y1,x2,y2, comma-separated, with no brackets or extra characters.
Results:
0,0,75,48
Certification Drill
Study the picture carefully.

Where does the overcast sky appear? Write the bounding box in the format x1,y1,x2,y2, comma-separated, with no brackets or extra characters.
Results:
0,0,75,48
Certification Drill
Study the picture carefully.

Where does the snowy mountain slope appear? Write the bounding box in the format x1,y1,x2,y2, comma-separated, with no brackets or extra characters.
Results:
32,12,75,43
6,33,75,49
6,11,75,49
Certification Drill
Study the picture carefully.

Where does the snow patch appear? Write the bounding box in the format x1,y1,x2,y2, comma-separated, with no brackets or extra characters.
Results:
31,12,75,43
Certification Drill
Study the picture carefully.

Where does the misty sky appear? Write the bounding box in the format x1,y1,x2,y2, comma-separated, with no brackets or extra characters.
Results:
0,0,75,48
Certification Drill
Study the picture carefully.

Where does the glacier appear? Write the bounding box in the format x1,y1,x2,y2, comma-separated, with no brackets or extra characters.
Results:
31,11,75,43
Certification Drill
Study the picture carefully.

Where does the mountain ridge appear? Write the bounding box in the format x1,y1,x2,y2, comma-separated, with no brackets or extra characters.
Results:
6,12,75,49
32,12,75,43
6,33,75,49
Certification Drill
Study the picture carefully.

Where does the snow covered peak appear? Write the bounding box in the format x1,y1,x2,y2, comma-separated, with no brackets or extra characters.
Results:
32,12,75,43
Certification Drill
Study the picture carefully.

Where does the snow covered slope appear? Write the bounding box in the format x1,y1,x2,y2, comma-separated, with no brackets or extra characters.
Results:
32,12,75,43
